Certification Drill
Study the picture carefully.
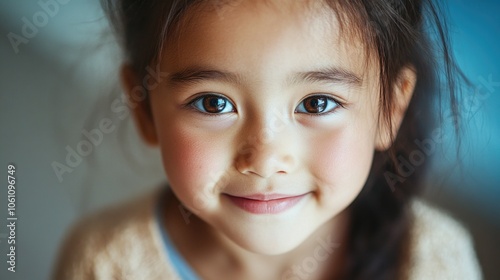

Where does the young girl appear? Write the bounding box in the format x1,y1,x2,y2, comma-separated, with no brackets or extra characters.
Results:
54,0,482,279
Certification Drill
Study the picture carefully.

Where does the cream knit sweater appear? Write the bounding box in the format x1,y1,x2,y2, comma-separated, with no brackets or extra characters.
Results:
53,189,483,280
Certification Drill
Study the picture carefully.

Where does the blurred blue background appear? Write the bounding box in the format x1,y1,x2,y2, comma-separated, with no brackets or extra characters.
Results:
441,0,500,219
0,0,498,279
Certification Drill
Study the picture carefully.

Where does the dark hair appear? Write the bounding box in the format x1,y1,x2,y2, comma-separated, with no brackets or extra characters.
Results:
102,0,466,279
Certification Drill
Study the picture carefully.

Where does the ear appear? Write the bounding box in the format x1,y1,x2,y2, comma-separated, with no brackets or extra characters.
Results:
120,64,159,146
375,66,417,151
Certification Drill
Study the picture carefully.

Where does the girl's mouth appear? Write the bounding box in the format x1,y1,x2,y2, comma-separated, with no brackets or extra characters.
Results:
224,193,309,214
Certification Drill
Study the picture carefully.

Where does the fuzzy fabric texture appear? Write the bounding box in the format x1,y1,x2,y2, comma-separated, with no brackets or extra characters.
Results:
53,189,482,280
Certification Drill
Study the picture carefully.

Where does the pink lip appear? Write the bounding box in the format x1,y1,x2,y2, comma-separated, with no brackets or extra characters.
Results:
225,193,308,214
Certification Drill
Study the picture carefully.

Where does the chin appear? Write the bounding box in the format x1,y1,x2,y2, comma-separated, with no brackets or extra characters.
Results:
218,219,317,256
240,235,306,255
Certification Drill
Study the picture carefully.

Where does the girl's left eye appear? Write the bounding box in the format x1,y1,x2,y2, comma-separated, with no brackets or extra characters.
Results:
189,94,235,114
295,95,339,114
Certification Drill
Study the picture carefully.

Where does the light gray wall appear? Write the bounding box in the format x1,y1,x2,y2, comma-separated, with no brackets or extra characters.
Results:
0,1,165,279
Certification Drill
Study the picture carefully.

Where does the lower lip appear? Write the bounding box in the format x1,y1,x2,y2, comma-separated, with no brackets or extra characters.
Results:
225,194,308,214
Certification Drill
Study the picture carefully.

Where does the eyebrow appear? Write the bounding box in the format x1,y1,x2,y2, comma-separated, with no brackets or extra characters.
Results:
290,67,363,86
167,66,362,87
168,67,242,86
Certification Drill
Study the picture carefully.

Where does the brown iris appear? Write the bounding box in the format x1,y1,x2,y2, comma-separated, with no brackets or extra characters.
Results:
303,96,327,113
203,95,227,113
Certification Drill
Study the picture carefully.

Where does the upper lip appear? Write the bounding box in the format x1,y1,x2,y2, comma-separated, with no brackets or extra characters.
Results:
225,193,307,201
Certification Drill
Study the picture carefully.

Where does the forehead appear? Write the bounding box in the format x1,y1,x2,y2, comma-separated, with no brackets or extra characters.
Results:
162,0,374,84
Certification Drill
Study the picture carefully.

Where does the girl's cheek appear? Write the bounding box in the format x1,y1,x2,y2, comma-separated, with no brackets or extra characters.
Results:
159,122,228,211
310,125,374,201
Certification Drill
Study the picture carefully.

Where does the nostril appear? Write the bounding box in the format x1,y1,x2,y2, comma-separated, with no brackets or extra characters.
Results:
234,140,297,178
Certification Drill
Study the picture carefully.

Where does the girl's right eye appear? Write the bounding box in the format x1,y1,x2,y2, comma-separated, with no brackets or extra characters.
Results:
189,94,235,114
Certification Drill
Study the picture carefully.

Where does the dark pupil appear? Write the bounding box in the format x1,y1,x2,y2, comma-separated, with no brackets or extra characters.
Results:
304,97,326,113
203,96,226,113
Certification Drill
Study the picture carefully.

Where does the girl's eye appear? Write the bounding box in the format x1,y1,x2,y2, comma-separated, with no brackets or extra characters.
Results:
295,95,339,114
190,94,235,114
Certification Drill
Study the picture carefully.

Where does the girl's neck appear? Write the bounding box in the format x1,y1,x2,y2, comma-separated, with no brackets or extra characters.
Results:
162,189,349,280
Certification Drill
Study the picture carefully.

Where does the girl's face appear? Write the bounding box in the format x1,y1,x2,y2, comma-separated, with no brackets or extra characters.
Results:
140,1,400,255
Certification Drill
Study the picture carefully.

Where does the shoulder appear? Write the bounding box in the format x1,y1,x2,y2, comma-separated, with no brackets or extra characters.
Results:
407,199,483,280
52,188,178,280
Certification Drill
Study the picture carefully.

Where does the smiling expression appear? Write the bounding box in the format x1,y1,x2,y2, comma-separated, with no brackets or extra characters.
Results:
136,0,394,255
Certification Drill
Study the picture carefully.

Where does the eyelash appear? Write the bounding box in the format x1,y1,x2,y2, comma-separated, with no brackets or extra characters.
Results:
184,93,237,117
295,94,344,116
184,93,344,116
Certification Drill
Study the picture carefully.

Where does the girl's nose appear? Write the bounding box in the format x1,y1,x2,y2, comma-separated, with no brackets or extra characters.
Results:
234,118,297,178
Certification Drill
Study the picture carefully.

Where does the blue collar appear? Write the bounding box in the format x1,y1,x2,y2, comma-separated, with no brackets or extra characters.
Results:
156,188,202,280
